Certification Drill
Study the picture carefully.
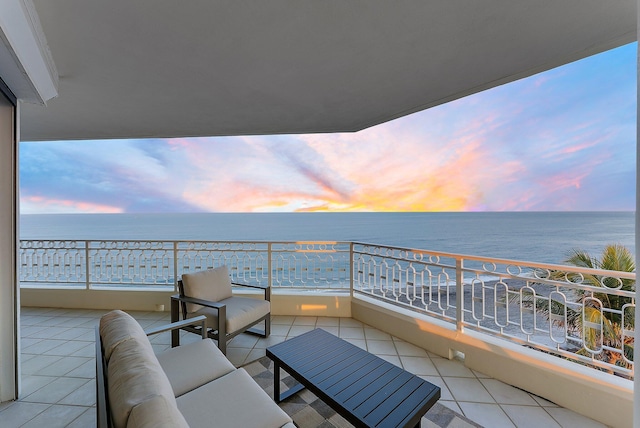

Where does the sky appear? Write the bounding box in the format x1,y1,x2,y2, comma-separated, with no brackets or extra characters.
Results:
20,43,637,214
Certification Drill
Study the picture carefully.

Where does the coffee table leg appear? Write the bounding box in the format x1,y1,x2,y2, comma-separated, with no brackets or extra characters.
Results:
273,360,281,403
272,360,306,403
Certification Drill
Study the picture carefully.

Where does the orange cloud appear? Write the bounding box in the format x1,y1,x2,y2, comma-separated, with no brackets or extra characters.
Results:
22,196,123,214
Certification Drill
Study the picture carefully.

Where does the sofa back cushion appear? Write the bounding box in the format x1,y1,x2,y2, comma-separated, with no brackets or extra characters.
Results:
181,265,233,312
99,310,182,428
99,309,149,362
127,394,189,428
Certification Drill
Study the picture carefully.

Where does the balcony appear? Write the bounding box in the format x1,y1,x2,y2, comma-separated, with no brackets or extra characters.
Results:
10,239,635,427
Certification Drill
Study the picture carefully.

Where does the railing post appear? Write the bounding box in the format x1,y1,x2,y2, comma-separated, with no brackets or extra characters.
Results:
84,240,90,290
456,257,463,333
173,241,178,291
268,242,273,289
349,242,354,298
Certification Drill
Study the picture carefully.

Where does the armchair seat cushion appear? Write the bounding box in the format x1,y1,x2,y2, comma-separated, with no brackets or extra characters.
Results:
176,368,292,428
191,296,270,333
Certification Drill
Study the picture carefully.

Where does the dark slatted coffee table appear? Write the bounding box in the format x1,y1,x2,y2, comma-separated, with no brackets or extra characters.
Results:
266,328,440,428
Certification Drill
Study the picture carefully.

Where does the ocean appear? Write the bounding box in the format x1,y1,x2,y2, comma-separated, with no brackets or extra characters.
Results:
19,212,635,265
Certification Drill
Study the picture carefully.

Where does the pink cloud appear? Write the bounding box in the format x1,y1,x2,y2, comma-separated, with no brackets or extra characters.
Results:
22,196,123,214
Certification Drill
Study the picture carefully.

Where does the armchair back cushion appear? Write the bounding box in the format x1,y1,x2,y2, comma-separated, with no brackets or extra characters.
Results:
181,265,234,312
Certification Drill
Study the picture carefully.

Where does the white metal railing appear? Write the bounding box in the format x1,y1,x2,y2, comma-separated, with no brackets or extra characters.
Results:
19,240,351,289
352,242,635,379
20,239,635,378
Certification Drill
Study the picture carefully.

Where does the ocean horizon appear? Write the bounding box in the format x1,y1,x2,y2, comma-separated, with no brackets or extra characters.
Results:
19,211,634,265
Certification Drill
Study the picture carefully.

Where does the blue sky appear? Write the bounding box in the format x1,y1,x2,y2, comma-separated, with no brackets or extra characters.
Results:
20,43,637,214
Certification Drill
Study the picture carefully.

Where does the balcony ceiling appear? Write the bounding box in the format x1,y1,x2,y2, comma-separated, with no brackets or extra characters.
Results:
20,0,636,141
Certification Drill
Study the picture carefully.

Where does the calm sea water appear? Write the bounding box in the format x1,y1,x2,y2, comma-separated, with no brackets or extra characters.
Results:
19,212,635,265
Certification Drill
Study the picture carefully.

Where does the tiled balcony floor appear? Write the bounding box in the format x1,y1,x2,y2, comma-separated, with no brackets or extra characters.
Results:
1,307,607,428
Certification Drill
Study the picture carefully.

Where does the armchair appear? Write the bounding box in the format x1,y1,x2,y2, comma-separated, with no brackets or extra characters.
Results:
171,265,270,354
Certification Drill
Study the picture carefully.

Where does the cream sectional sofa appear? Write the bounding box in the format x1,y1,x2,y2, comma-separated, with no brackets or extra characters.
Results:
96,310,295,428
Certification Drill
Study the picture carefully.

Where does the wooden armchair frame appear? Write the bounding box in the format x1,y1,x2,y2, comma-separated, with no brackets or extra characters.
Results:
170,280,271,354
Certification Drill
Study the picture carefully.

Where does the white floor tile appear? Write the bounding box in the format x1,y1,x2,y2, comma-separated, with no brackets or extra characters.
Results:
458,402,515,428
399,356,439,376
364,328,392,340
394,340,429,357
21,377,89,404
254,335,287,348
431,358,475,377
0,401,50,426
419,375,454,401
228,334,260,348
59,379,96,406
501,404,561,428
480,379,539,406
271,315,295,325
293,316,317,326
315,317,340,327
544,407,607,428
66,407,98,428
339,327,365,339
288,325,316,337
317,326,339,336
339,318,363,327
366,339,397,355
343,338,367,350
271,324,292,336
444,377,495,403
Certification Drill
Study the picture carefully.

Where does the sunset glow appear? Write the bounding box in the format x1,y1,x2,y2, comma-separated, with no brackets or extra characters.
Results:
19,43,636,214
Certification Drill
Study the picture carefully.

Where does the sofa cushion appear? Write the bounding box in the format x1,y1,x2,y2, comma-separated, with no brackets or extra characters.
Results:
193,296,270,332
99,310,149,362
182,266,233,312
176,368,293,428
106,321,178,428
156,338,236,397
127,394,189,428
